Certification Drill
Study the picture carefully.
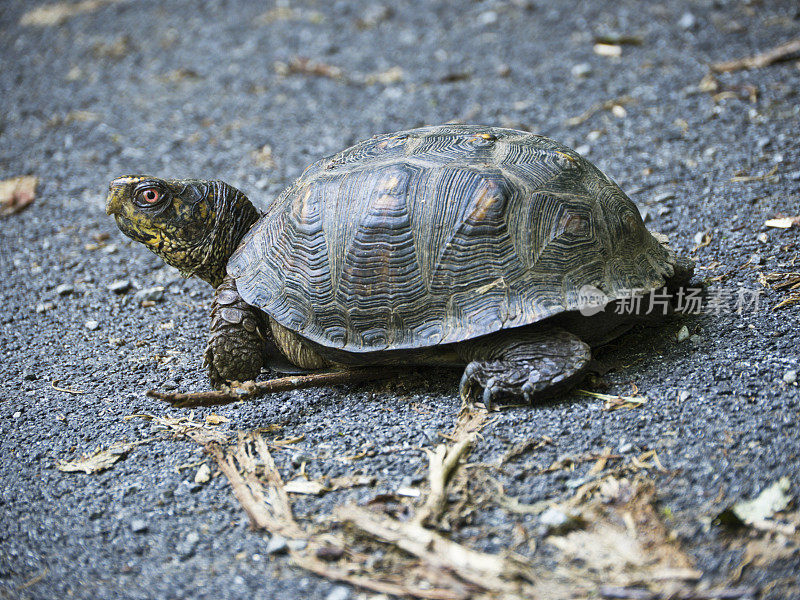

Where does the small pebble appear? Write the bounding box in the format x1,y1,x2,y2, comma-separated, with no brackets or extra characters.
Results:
177,531,200,560
108,279,131,294
676,325,690,342
194,463,211,484
571,62,592,78
130,519,148,533
575,144,590,156
477,10,498,25
679,390,692,402
538,507,580,535
35,302,54,313
678,12,696,30
325,585,350,600
134,286,165,303
266,535,288,555
56,284,74,296
757,232,769,243
85,320,100,331
316,545,345,562
619,442,633,453
783,370,797,385
689,334,702,344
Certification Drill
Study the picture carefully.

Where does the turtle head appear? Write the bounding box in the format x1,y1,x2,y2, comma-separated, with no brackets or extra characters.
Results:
106,175,259,287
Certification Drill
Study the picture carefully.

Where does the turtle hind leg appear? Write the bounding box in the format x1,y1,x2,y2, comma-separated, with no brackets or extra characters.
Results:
204,276,271,389
458,327,591,409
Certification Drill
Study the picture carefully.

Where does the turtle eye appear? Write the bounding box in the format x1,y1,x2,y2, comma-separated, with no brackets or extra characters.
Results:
134,186,166,208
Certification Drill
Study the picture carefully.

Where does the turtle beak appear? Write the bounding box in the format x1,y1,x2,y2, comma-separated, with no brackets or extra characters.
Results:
105,176,139,216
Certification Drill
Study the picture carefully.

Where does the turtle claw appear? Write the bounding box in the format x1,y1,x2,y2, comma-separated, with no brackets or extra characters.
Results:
457,328,591,408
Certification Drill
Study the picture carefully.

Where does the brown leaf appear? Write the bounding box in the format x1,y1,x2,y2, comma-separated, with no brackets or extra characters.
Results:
57,442,131,474
205,413,230,426
0,176,37,218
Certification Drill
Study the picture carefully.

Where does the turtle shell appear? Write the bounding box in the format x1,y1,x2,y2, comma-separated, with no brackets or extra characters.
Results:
228,125,679,353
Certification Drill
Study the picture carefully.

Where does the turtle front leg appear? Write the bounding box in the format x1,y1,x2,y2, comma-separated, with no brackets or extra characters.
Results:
204,276,271,389
458,327,591,409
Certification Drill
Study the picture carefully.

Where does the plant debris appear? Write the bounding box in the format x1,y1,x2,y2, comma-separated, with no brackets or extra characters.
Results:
764,215,800,229
711,37,800,73
730,165,779,184
566,96,634,127
275,57,344,79
578,389,648,411
284,478,329,495
127,413,228,444
716,477,792,528
57,442,133,474
169,402,745,599
760,272,800,310
19,0,120,27
0,176,38,218
148,368,404,407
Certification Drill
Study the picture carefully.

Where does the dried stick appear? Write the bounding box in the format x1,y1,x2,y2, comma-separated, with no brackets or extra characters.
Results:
337,504,532,592
711,37,800,73
412,436,475,526
293,554,468,600
207,440,304,538
148,367,403,408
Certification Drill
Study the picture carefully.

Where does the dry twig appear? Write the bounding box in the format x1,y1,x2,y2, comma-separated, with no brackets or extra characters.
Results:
148,368,403,407
566,96,634,127
207,435,304,538
711,37,800,73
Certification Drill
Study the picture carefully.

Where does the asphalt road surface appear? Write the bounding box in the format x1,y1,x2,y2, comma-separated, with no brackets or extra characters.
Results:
1,1,799,599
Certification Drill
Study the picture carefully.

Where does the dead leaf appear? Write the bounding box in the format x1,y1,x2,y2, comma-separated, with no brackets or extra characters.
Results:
20,0,120,27
57,442,131,474
285,478,330,495
765,216,800,229
717,477,792,527
0,176,37,218
205,413,230,426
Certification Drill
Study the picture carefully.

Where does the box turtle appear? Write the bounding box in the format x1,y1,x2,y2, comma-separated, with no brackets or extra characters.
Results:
106,125,692,408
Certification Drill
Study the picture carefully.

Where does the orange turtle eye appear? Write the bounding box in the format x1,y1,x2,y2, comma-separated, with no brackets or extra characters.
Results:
140,188,160,203
134,186,166,208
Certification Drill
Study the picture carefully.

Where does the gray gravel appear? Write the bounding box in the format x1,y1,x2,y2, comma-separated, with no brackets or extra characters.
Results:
1,1,799,599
